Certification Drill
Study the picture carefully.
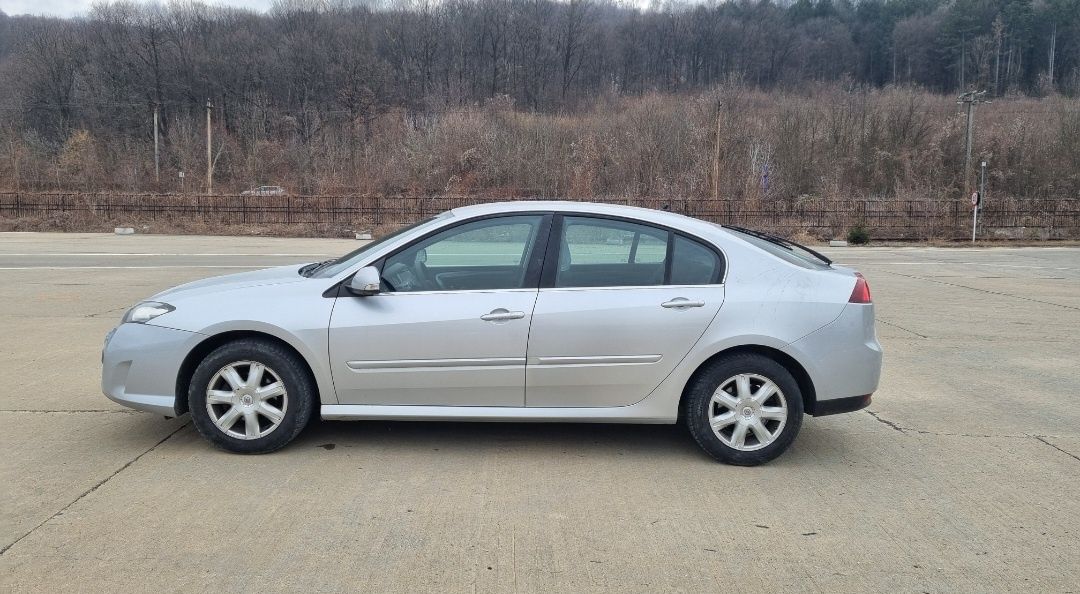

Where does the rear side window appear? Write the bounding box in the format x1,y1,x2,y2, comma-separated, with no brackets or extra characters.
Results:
556,217,668,287
562,219,668,265
671,235,722,284
551,216,723,288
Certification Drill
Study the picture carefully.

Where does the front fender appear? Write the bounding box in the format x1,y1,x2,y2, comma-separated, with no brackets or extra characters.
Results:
188,319,337,406
147,281,338,406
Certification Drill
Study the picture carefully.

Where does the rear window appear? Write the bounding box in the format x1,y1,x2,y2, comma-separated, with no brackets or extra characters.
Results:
724,228,831,270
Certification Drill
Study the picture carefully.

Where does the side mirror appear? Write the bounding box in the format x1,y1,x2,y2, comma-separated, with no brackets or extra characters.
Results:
346,266,382,296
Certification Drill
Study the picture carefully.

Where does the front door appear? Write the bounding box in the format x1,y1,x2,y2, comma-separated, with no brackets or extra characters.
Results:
329,214,550,406
526,215,726,407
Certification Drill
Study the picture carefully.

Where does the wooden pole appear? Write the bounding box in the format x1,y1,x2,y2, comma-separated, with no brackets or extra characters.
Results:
153,103,160,186
712,102,722,202
963,99,974,197
206,99,213,195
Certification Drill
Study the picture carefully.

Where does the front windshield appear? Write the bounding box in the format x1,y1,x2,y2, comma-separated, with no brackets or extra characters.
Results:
308,215,448,278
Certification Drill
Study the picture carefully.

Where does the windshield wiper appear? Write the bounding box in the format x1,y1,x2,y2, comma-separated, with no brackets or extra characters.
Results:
299,259,336,277
724,225,833,266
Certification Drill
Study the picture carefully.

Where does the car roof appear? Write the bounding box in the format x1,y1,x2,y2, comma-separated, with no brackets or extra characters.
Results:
449,201,723,238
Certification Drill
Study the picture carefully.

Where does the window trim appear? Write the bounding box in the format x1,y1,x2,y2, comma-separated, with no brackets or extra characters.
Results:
540,213,726,289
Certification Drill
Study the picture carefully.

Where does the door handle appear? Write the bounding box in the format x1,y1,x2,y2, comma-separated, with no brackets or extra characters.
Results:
481,309,526,321
661,298,705,309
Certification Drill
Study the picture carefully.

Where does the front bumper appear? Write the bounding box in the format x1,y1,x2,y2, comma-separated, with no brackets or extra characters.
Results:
102,323,199,416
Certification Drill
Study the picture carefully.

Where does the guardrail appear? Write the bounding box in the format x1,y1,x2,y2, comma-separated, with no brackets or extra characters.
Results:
2,192,1078,239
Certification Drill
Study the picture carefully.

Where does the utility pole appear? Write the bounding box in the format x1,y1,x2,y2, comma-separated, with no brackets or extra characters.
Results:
1048,23,1057,86
960,35,966,91
712,101,723,201
957,90,988,198
8,138,19,191
153,103,160,186
206,99,213,195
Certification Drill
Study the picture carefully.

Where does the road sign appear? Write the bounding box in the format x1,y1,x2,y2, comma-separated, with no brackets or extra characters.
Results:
971,191,980,207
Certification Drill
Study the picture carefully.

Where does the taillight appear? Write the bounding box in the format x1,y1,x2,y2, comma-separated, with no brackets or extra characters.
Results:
849,272,872,304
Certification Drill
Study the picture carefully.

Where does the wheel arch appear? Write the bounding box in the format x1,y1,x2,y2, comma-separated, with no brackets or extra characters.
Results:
678,344,818,420
174,330,320,416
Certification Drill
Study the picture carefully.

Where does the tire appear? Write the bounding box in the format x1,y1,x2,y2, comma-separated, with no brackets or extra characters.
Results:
188,338,316,454
683,353,803,466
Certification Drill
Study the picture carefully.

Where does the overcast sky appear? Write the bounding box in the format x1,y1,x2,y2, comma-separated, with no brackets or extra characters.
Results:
2,0,278,17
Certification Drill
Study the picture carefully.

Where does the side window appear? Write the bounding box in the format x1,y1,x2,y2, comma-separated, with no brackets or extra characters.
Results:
382,215,543,292
556,217,670,288
671,235,722,285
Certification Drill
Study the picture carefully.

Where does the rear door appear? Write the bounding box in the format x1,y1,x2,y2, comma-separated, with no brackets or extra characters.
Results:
525,215,726,407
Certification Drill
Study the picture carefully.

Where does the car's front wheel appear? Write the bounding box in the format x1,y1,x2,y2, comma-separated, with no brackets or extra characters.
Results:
188,339,315,454
684,353,803,465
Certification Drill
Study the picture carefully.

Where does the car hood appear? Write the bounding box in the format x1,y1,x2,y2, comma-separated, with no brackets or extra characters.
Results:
151,264,308,301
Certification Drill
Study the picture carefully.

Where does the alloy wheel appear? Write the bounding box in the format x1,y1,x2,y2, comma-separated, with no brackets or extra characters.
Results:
708,373,788,451
205,361,289,440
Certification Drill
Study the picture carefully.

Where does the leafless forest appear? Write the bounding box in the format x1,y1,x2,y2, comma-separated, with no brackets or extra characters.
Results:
0,0,1078,230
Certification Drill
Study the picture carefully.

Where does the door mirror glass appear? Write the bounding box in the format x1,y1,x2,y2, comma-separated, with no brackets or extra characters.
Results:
347,266,382,296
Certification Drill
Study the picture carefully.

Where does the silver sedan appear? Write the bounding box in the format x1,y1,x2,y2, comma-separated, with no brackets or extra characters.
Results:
102,201,882,465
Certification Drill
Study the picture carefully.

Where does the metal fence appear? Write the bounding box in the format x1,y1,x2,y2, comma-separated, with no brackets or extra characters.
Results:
2,192,1078,239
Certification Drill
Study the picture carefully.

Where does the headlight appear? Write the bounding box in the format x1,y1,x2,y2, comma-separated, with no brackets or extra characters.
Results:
123,301,175,324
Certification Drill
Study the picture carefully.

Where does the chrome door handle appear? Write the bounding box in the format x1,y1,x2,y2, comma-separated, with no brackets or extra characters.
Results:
661,298,705,309
481,310,526,321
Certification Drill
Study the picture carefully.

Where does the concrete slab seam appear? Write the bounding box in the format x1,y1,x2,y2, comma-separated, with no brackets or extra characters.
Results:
0,421,191,556
879,270,1080,312
1031,435,1080,464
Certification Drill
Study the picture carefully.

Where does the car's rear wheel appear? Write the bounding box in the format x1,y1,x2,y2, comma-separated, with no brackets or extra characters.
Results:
684,353,803,466
188,339,315,454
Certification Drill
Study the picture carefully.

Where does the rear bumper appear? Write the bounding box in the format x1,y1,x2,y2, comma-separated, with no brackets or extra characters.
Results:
102,323,198,416
782,303,882,415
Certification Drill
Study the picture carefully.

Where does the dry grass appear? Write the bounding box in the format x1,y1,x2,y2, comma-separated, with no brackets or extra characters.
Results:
2,85,1078,239
3,85,1078,206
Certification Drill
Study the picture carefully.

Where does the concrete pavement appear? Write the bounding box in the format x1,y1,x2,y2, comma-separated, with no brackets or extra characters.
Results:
1,232,1078,592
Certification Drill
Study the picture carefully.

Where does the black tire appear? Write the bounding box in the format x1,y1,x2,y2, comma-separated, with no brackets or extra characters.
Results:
683,353,803,466
188,338,316,454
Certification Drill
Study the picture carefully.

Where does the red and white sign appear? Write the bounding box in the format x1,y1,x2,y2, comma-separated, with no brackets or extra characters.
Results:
971,192,980,207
